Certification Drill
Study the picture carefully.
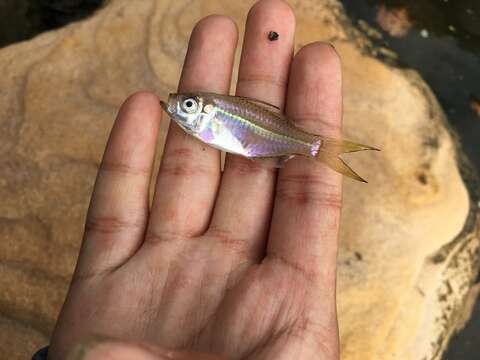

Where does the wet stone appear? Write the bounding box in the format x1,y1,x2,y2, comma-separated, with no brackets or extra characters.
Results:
0,0,478,359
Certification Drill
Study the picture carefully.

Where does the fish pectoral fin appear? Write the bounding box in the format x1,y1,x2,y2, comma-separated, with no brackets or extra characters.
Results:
249,155,294,168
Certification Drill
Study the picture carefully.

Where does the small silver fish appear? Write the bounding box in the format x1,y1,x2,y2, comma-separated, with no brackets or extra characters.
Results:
160,92,378,182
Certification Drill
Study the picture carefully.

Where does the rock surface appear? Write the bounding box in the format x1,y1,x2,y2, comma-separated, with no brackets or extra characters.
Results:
0,0,478,359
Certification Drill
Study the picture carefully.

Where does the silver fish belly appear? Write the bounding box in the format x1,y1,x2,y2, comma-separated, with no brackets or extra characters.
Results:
194,95,319,158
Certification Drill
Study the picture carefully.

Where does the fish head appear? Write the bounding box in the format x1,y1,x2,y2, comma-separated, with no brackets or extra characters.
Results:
160,93,205,132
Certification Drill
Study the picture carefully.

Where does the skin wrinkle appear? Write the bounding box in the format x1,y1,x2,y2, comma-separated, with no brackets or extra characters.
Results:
264,252,320,283
192,273,206,348
275,187,342,208
168,147,200,158
241,277,308,360
276,171,340,188
224,158,277,177
243,285,336,360
160,147,219,178
236,76,288,90
196,265,264,355
153,255,173,338
78,214,148,280
84,216,146,236
142,269,165,336
285,319,338,360
242,329,283,360
142,230,192,248
72,264,119,284
206,228,258,260
160,161,218,178
160,263,210,345
98,160,152,177
188,259,233,352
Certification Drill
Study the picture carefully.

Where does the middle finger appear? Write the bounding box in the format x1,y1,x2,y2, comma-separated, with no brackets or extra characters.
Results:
208,0,296,260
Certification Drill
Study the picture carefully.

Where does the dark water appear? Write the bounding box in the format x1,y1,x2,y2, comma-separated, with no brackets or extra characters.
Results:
340,1,480,359
0,0,103,47
0,0,479,358
341,0,480,172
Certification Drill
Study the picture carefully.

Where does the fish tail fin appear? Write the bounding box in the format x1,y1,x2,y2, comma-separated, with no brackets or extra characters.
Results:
320,137,380,154
314,137,378,182
315,152,367,182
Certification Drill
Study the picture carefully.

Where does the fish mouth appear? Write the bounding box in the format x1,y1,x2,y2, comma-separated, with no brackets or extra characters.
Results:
159,100,170,114
160,93,177,114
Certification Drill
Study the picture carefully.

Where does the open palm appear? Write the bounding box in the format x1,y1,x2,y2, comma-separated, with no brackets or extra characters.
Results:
48,1,343,359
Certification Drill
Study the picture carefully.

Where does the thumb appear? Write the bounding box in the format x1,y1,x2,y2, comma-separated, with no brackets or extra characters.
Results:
67,336,225,360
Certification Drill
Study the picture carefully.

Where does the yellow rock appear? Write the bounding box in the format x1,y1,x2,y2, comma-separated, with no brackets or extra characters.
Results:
0,0,478,359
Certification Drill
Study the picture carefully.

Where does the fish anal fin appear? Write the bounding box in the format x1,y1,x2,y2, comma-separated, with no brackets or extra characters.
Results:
316,152,367,183
250,155,294,169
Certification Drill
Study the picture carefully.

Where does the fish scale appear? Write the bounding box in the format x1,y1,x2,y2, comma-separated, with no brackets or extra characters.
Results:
212,97,313,158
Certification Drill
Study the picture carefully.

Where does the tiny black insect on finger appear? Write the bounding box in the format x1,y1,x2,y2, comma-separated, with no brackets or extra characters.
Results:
268,31,279,41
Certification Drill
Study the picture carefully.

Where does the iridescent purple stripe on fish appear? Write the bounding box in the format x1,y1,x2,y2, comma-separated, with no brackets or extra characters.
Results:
311,139,322,157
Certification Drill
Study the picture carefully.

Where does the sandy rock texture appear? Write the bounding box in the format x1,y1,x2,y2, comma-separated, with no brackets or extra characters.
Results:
0,0,478,359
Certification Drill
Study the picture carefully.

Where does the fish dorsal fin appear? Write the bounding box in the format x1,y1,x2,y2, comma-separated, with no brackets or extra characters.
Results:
196,91,282,113
236,96,281,112
237,95,308,131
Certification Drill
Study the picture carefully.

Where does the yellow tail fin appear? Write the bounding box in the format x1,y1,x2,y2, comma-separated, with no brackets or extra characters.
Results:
315,136,379,183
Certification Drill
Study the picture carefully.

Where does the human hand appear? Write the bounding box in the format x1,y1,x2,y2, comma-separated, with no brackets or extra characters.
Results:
49,1,343,359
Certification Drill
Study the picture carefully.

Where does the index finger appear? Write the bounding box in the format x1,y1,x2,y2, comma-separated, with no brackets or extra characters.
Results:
147,15,238,239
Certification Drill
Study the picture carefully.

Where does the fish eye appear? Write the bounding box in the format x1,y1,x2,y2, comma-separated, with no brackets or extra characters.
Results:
181,98,198,113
